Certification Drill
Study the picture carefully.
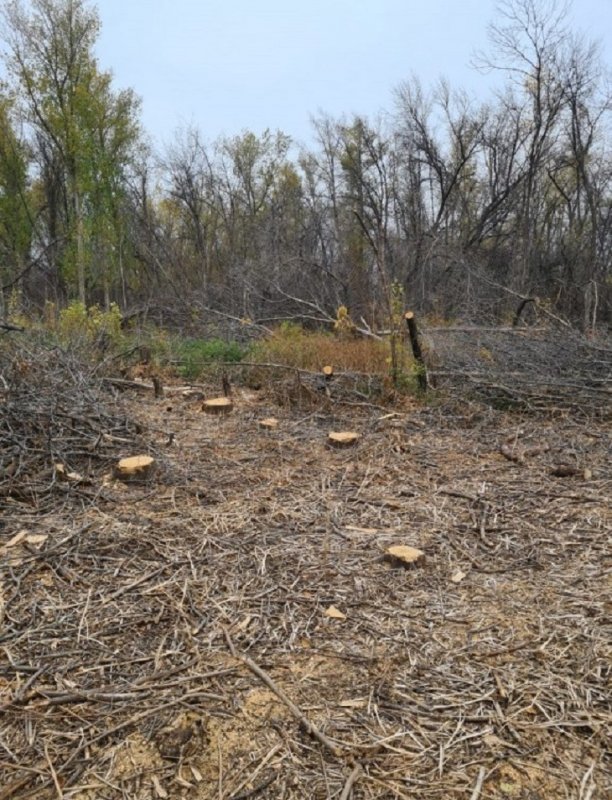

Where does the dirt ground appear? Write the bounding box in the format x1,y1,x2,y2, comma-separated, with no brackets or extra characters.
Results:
1,373,610,799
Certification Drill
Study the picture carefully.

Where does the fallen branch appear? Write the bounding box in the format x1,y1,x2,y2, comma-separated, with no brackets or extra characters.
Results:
223,629,342,756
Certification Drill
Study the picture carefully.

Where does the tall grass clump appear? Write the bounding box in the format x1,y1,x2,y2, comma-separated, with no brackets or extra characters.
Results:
250,321,413,378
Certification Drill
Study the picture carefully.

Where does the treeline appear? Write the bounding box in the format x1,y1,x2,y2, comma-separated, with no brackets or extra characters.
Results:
1,0,611,329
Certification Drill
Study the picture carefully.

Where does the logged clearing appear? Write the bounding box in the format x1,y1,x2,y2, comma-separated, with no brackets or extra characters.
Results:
1,332,611,799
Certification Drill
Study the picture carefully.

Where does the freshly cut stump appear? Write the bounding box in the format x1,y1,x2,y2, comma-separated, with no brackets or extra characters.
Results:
322,365,334,378
385,545,425,568
258,417,279,430
328,431,360,448
115,455,155,481
202,397,233,415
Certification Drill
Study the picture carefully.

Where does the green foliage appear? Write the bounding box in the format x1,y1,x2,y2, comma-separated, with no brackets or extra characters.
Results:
177,338,246,379
57,301,124,348
3,0,141,304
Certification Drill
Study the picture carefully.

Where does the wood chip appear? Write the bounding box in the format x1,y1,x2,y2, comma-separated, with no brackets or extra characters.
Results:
151,775,168,799
324,605,347,620
54,463,84,482
451,569,467,583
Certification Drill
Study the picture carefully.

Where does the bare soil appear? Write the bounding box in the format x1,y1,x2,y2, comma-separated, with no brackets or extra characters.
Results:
1,355,610,799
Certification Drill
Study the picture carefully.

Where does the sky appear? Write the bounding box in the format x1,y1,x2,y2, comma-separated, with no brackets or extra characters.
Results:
94,0,612,149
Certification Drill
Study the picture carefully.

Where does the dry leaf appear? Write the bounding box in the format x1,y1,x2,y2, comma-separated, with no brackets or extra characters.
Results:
2,531,48,550
451,569,466,584
151,775,168,799
324,605,347,620
25,534,49,548
4,530,27,548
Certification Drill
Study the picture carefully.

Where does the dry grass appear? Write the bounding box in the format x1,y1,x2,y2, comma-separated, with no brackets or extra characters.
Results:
250,325,413,376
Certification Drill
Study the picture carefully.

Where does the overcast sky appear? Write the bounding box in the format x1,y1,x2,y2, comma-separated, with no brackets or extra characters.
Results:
94,0,612,148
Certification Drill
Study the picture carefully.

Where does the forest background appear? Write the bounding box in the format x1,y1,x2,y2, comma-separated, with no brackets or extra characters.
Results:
0,0,610,342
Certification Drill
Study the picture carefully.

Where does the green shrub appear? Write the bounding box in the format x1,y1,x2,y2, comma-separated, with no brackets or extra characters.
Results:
177,338,247,379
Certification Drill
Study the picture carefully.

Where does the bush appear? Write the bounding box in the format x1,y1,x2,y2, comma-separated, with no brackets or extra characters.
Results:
56,301,125,350
177,338,247,379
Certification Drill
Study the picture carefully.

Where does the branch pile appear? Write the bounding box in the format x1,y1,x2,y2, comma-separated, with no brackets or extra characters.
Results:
0,339,147,516
427,325,611,417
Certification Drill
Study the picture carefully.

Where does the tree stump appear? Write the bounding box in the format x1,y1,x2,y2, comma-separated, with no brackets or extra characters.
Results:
328,431,360,448
115,455,155,481
202,397,233,415
385,545,425,568
404,311,428,391
258,417,279,430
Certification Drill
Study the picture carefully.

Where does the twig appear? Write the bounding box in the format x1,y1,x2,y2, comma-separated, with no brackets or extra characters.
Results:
339,764,362,800
469,767,487,800
223,629,342,756
44,743,63,799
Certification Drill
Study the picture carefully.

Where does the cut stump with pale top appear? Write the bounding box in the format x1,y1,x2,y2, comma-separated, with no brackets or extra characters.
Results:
115,455,155,481
202,397,233,415
328,431,360,448
385,545,425,568
258,417,279,430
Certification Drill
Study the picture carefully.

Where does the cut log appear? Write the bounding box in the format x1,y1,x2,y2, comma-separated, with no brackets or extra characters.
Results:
202,397,233,415
258,417,279,430
115,455,155,480
322,365,334,378
328,431,360,448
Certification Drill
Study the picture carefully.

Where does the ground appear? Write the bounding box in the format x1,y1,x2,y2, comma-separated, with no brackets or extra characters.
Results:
0,368,610,799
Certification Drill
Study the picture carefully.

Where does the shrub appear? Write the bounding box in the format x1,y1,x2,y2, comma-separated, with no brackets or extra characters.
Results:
57,301,124,350
177,338,247,379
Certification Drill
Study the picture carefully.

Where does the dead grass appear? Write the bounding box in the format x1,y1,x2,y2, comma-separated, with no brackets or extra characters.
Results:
250,324,413,376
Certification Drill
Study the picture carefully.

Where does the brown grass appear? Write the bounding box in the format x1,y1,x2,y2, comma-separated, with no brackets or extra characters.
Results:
250,324,413,375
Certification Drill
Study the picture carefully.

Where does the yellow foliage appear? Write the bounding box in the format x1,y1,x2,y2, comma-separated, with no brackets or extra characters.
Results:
58,301,124,347
333,305,356,338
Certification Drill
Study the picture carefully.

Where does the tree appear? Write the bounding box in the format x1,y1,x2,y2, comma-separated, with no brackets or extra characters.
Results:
0,94,33,313
2,0,141,305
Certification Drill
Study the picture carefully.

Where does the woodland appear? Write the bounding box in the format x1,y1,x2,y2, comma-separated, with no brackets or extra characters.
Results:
0,1,611,799
0,0,610,329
